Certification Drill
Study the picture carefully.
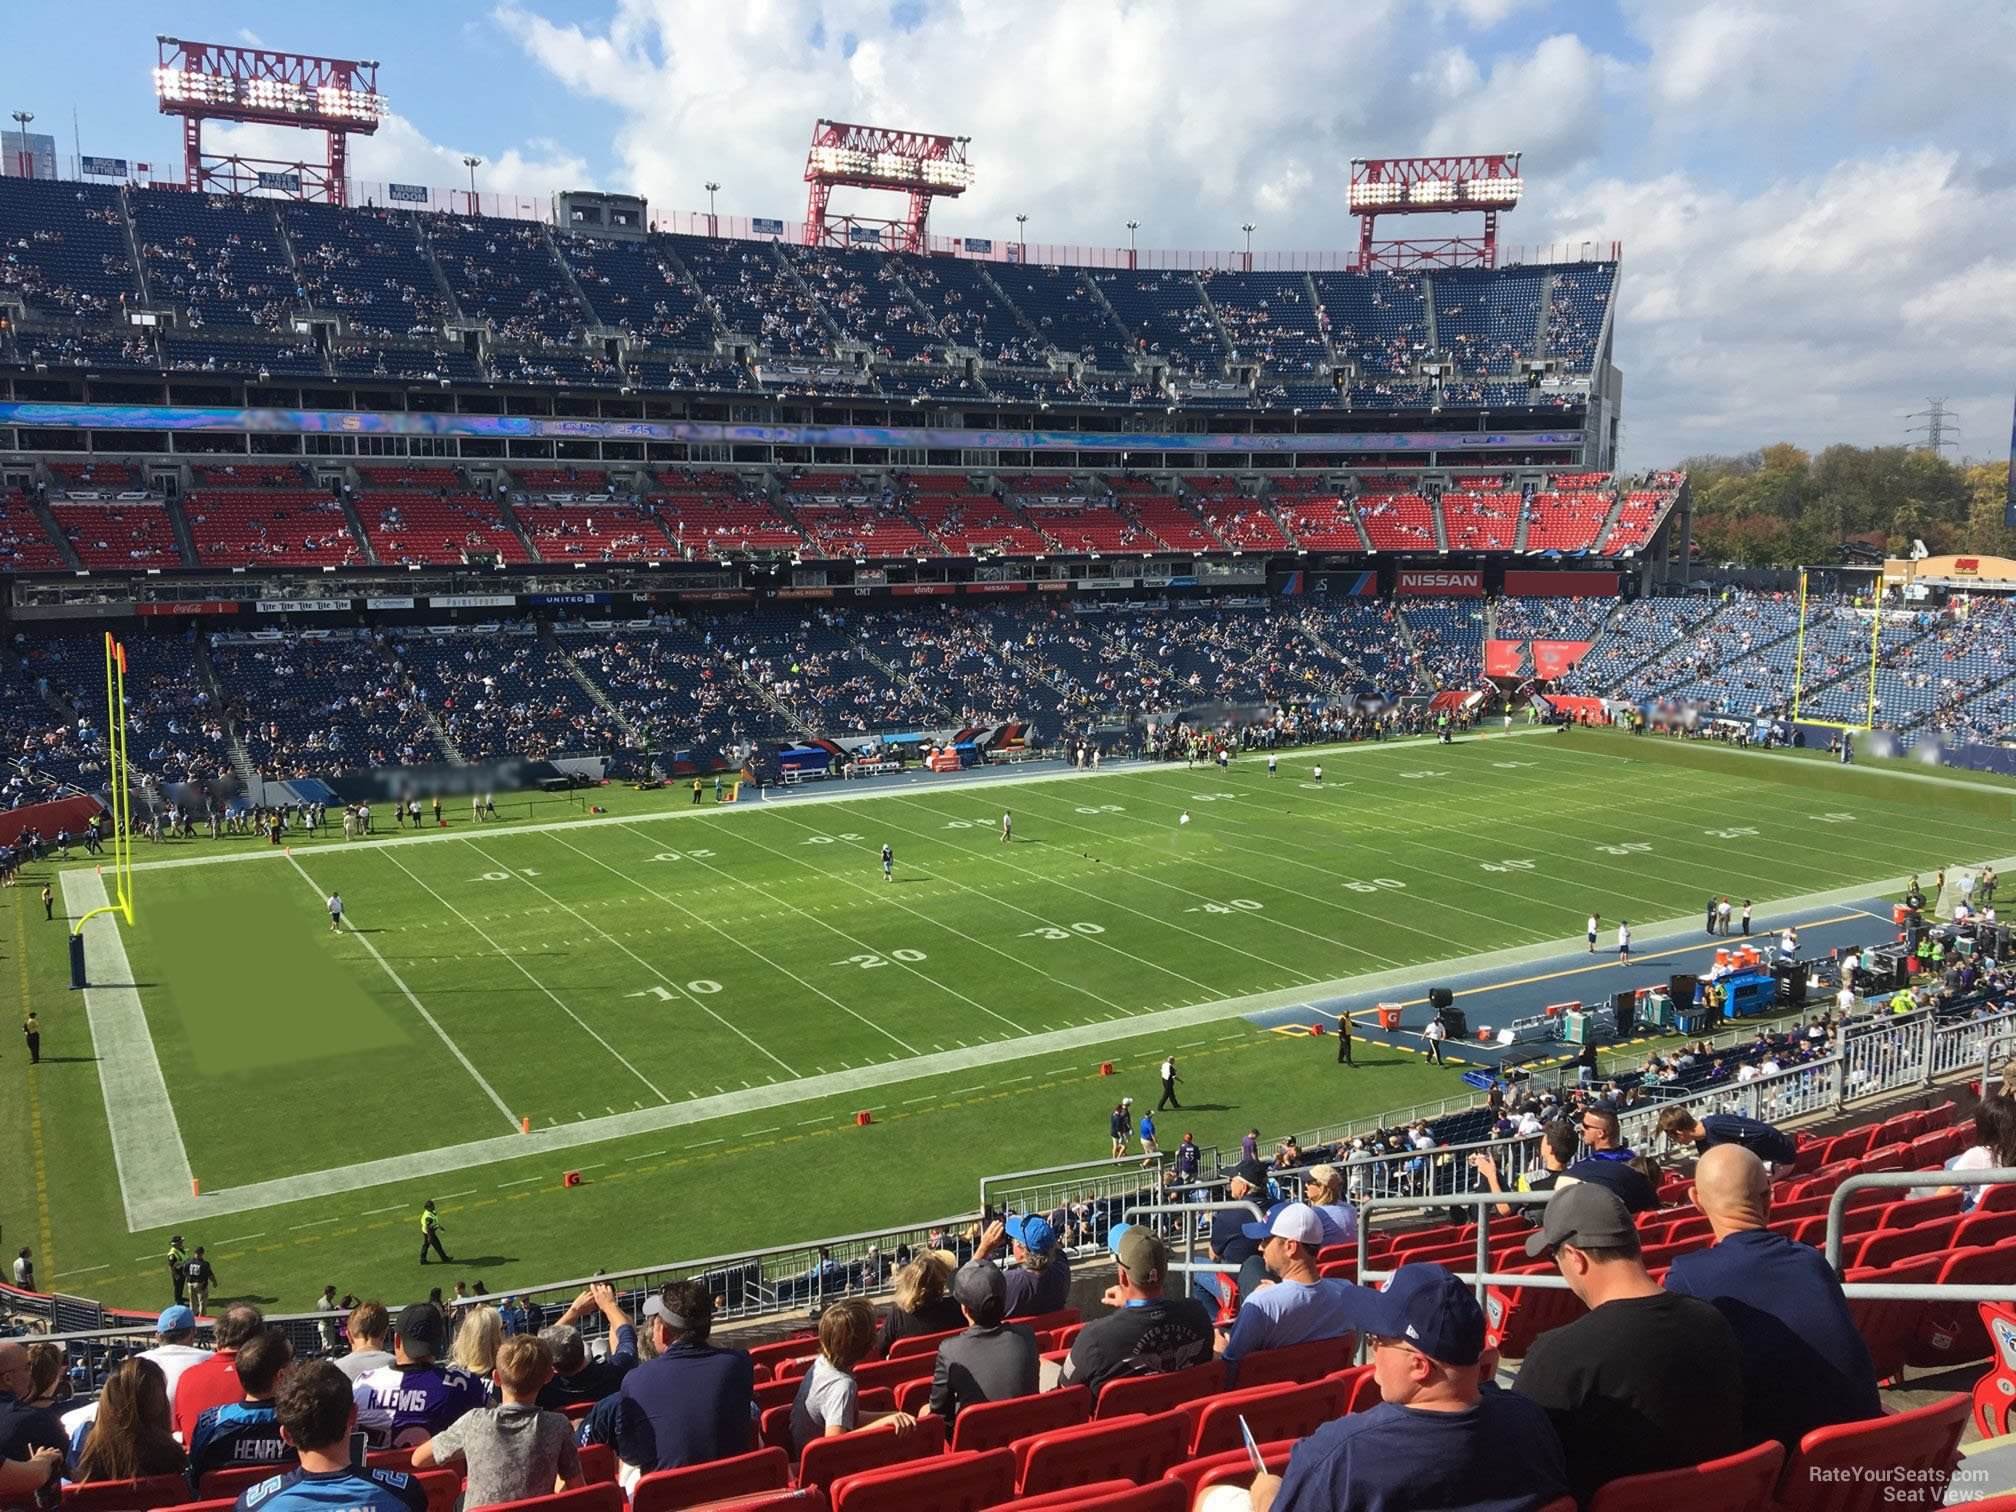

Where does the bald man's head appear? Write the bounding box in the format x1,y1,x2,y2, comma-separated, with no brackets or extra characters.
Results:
1693,1144,1771,1234
0,1341,28,1398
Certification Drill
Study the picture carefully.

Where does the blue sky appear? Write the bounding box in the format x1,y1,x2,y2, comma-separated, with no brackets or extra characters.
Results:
7,0,2014,468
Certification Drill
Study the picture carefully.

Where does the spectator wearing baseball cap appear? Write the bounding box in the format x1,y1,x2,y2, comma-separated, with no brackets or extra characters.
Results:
59,1304,210,1454
1219,1205,1369,1384
1514,1181,1746,1505
1247,1264,1568,1512
174,1305,268,1444
971,1212,1071,1319
1058,1225,1214,1398
614,1280,755,1473
924,1264,1039,1422
1197,1162,1272,1314
351,1303,487,1449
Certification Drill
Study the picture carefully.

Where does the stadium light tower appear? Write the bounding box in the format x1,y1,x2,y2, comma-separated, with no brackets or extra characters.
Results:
154,35,387,204
8,111,32,179
1348,153,1522,271
802,118,972,253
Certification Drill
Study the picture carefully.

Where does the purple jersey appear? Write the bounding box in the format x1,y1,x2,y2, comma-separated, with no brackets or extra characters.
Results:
352,1361,488,1448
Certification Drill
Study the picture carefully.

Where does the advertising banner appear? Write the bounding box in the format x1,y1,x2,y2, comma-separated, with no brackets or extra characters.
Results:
136,600,239,616
891,584,955,596
255,597,349,613
428,594,518,609
365,596,416,609
1396,569,1482,597
1485,639,1595,679
1502,569,1618,597
528,592,611,606
964,582,1029,594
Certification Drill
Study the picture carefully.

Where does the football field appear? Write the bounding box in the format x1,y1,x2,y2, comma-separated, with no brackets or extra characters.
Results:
12,728,2015,1311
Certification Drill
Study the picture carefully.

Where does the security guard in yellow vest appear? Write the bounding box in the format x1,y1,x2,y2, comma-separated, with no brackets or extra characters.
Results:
419,1199,451,1265
167,1236,188,1305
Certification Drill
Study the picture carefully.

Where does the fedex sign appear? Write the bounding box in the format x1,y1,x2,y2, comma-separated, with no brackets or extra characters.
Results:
1396,569,1482,597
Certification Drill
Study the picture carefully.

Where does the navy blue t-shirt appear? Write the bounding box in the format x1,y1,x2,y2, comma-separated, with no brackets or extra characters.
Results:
1271,1389,1569,1512
236,1466,428,1512
1665,1227,1881,1447
616,1341,755,1472
1562,1154,1660,1213
1699,1114,1798,1166
188,1401,294,1484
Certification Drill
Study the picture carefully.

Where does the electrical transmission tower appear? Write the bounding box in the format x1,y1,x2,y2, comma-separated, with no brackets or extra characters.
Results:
1905,398,1960,455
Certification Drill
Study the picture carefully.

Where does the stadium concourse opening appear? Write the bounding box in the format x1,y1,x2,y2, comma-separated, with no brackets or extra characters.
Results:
3,75,2016,1508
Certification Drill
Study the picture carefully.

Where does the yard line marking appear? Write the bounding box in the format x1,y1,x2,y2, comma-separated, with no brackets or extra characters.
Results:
797,1116,827,1125
545,829,926,1056
209,1233,265,1246
378,848,671,1105
437,1189,477,1200
289,1217,338,1230
55,1265,111,1278
575,1164,606,1172
466,836,803,1077
948,1086,984,1096
1003,1075,1033,1084
284,854,519,1133
642,1150,668,1158
62,870,196,1234
902,1093,936,1104
743,1127,780,1136
497,1176,543,1188
361,1204,405,1216
111,859,1993,1230
654,822,1071,1035
687,1138,724,1148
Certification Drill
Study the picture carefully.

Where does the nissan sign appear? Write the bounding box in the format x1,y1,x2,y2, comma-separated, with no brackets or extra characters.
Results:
1396,569,1482,596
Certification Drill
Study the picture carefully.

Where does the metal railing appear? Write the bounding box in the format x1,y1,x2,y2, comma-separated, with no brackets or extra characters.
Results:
979,1153,1181,1236
1114,1199,1268,1278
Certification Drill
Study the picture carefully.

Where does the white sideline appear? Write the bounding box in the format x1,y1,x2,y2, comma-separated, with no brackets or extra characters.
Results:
62,871,196,1228
112,852,2016,1232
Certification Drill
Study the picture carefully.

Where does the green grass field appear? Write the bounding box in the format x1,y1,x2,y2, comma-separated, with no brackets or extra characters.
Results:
5,727,2010,1316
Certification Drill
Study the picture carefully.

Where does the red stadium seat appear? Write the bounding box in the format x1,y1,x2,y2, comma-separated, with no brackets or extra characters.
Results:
1974,1182,2016,1215
1184,1373,1352,1457
576,1443,616,1486
1955,1211,2016,1251
1774,1395,1969,1511
827,1448,1015,1512
998,1479,1186,1512
950,1385,1090,1454
1093,1360,1225,1418
795,1416,946,1495
1222,1334,1360,1388
851,1356,935,1394
1875,1192,1961,1230
59,1475,192,1511
749,1335,820,1374
477,1488,624,1512
884,1329,962,1361
1585,1440,1784,1511
1910,1242,2016,1367
1486,1274,1586,1358
1012,1410,1191,1497
759,1403,795,1454
652,1495,824,1512
1850,1215,1959,1271
1161,1440,1299,1502
632,1448,790,1512
1844,1255,1946,1382
893,1378,932,1416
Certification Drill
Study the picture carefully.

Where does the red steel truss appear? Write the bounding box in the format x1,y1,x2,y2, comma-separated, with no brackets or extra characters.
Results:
154,36,387,204
1348,154,1523,272
803,119,971,254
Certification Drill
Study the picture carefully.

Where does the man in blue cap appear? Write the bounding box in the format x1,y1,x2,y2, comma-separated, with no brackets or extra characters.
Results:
1247,1263,1569,1512
971,1211,1072,1319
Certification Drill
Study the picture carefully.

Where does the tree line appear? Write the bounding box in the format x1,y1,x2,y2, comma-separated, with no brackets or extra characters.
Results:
1674,445,2014,568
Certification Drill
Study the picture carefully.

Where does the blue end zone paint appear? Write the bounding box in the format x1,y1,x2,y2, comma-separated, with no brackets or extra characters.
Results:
1245,901,1897,1070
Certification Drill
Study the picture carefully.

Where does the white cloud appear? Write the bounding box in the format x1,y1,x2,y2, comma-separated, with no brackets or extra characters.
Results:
476,0,2016,466
201,112,590,200
236,28,265,48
